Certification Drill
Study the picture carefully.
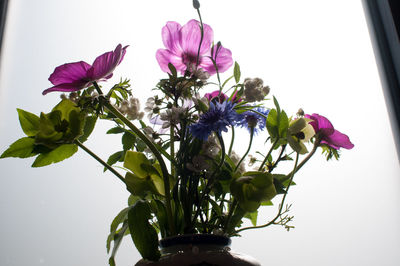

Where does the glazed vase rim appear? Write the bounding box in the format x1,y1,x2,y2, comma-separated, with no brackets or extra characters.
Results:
159,233,231,248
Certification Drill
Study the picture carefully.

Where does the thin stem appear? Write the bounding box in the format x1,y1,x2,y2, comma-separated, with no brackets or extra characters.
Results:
236,152,300,233
258,138,280,171
228,127,235,156
223,199,238,232
74,140,125,184
195,8,204,68
289,137,321,176
93,82,176,235
234,128,254,173
170,125,175,178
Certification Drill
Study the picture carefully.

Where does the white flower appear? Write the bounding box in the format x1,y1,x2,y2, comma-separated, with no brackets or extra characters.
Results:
117,97,144,120
230,150,246,173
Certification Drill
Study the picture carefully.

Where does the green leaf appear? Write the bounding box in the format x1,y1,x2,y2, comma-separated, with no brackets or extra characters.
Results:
244,210,258,226
31,144,78,167
1,137,36,159
234,61,241,83
266,109,279,139
107,127,125,134
17,108,40,136
104,151,124,172
122,132,136,151
107,207,130,252
108,221,129,266
278,110,289,139
124,151,151,178
52,99,80,121
128,200,160,261
78,116,97,143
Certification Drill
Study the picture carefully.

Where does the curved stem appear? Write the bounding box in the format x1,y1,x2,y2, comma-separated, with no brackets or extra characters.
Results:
234,128,254,173
74,140,125,184
236,152,300,233
93,82,176,235
228,127,235,156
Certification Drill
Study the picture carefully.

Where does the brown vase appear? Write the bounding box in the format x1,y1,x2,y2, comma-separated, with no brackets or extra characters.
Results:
135,234,260,266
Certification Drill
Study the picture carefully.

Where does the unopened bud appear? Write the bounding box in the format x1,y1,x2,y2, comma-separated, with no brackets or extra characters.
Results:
193,0,200,9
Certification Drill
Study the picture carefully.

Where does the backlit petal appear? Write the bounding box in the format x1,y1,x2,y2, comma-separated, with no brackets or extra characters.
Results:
88,44,128,81
156,49,186,74
181,19,213,57
324,130,354,149
202,45,233,74
162,21,183,55
48,61,91,86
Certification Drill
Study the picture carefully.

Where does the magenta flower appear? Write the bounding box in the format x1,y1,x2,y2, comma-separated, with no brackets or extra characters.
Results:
42,44,128,95
305,113,354,150
156,20,233,75
204,90,241,103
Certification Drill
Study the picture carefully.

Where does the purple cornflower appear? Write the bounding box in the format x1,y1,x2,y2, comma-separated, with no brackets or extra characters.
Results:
43,44,128,95
156,20,233,75
190,101,238,140
305,113,354,150
236,107,269,134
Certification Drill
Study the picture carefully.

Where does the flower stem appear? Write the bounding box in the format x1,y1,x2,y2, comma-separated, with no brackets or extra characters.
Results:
74,140,125,184
228,127,235,156
92,82,176,235
234,128,254,173
236,152,300,233
258,138,280,171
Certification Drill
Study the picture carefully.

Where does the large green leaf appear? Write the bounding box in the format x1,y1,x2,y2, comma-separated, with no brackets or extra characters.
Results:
17,109,40,136
52,99,80,121
128,200,160,261
124,151,151,178
0,137,36,159
31,144,78,167
108,221,129,266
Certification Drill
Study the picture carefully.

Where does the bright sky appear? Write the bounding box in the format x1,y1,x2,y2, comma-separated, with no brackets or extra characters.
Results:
0,1,399,266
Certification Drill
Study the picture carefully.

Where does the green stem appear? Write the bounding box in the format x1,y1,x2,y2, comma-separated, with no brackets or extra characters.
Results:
288,137,321,177
93,82,176,235
74,140,125,184
170,125,175,178
258,138,280,171
223,199,238,232
228,127,235,156
236,152,300,233
234,128,254,173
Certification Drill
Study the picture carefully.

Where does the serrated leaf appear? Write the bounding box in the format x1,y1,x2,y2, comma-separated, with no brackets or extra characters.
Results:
31,144,78,167
0,137,36,159
17,109,40,136
128,200,160,261
234,61,241,83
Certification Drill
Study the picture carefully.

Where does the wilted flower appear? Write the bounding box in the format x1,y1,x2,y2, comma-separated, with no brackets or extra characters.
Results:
230,150,246,173
193,68,210,82
305,113,354,150
186,155,210,172
201,134,221,157
43,44,128,95
156,20,233,75
190,100,239,140
243,78,270,102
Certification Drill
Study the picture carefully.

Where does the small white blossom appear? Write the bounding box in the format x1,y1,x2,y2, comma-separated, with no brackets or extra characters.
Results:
186,155,210,172
117,97,144,121
159,107,187,128
230,150,246,173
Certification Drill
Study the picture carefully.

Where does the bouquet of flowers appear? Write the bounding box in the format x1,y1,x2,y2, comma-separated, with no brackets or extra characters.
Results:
0,1,353,264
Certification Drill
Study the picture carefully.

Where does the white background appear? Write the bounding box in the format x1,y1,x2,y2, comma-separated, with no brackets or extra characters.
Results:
0,1,399,265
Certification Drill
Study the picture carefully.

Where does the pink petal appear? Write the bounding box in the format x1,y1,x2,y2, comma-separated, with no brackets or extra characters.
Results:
324,130,354,149
42,81,91,95
162,21,183,55
156,48,186,74
180,19,213,57
48,61,91,86
88,44,128,81
201,45,233,75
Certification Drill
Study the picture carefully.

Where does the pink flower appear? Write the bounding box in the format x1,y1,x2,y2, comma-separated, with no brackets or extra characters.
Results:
305,113,354,150
156,20,233,75
42,44,128,95
204,90,241,103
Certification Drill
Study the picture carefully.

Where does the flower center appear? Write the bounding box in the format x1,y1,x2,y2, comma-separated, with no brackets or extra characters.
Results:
182,53,199,72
